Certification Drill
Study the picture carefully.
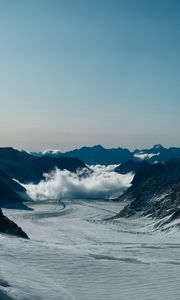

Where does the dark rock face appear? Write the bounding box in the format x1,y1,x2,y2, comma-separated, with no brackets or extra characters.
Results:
0,148,87,239
115,160,150,174
61,145,132,165
0,208,29,239
0,290,14,300
0,169,25,206
33,145,133,165
144,182,180,220
114,159,180,223
0,147,87,184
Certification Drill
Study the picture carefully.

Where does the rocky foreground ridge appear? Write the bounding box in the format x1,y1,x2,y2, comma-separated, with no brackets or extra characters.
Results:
0,208,28,238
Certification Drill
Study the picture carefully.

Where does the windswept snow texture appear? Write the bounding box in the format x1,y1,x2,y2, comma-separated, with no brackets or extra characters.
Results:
1,200,180,300
23,165,134,200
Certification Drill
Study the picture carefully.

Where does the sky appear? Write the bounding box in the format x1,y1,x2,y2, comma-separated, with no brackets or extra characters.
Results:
0,0,179,151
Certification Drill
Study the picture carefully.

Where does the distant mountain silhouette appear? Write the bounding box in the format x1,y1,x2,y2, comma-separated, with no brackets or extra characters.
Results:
32,144,180,165
133,144,180,163
33,145,132,165
62,145,133,165
0,147,87,184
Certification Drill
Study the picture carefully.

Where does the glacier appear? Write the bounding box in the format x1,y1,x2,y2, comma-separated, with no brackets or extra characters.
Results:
0,199,180,299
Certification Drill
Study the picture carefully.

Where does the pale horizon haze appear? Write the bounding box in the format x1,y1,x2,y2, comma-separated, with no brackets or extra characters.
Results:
0,0,179,151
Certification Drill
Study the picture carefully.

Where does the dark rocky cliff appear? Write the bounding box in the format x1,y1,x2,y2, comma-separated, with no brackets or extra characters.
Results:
114,159,180,225
0,147,87,183
0,208,29,239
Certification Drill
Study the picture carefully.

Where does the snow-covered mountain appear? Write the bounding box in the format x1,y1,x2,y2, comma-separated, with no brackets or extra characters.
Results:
32,144,180,165
0,147,180,299
132,144,180,163
32,145,132,165
0,147,87,185
113,158,180,229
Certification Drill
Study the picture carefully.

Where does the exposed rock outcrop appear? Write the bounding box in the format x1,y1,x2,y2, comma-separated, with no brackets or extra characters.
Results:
114,160,150,174
0,169,26,206
0,208,29,239
114,159,180,224
0,147,87,184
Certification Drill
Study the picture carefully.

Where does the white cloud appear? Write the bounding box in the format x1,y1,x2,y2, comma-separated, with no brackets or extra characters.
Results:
42,149,62,155
134,152,160,160
23,165,134,201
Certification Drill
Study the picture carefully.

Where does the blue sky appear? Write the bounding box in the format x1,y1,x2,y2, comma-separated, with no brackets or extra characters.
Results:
0,0,179,151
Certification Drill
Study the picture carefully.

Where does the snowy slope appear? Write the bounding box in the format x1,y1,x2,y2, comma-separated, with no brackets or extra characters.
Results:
1,200,180,300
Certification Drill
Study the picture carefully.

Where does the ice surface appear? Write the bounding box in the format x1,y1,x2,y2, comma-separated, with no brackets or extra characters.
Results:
1,199,180,300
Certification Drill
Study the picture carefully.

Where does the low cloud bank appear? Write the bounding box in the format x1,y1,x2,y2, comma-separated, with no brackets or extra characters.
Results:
23,165,134,201
133,152,160,160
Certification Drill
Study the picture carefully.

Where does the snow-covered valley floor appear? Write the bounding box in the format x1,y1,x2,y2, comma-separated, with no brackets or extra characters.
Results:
1,199,180,300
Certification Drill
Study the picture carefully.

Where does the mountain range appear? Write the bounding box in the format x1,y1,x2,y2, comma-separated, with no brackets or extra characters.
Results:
0,147,86,237
0,147,86,183
113,158,180,230
32,144,180,165
1,145,180,236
